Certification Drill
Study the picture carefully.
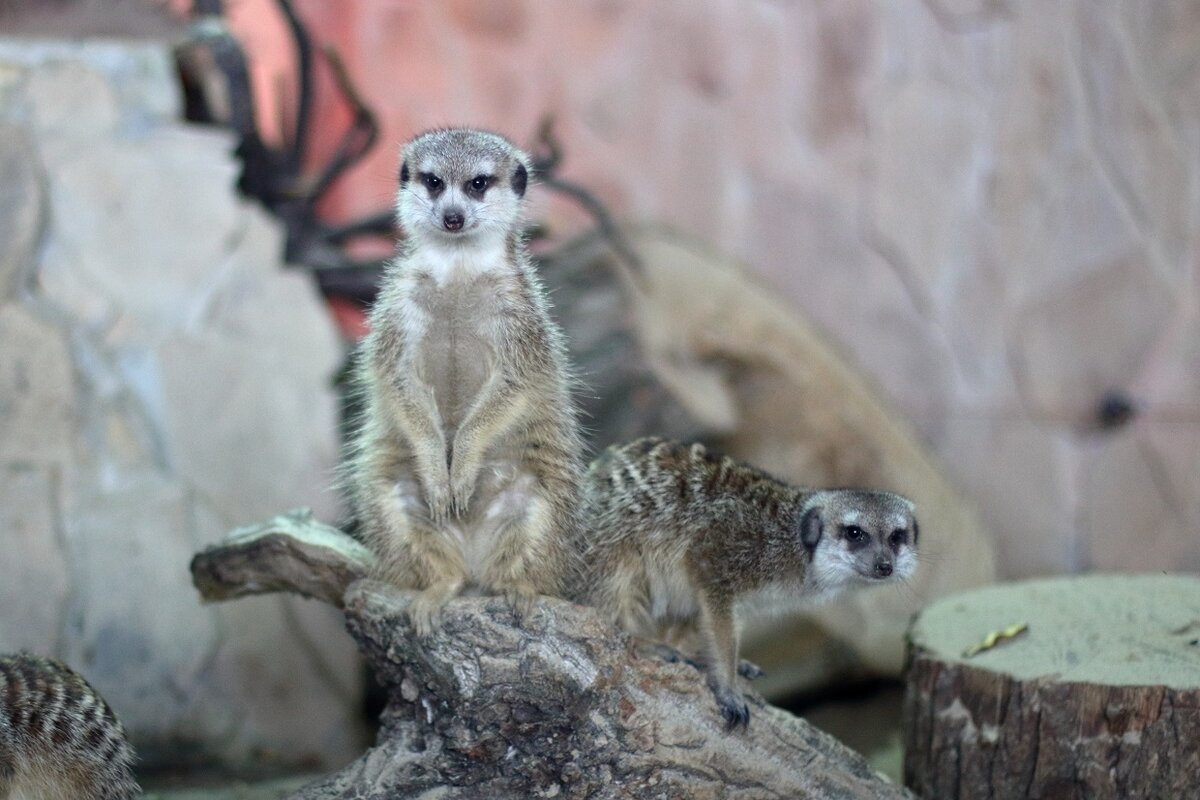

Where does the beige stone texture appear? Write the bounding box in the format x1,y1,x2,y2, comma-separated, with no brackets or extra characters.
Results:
0,123,40,301
0,39,362,771
0,463,70,653
0,303,76,464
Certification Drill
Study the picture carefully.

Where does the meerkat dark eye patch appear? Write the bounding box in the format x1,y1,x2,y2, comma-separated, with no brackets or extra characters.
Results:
799,507,823,553
399,162,409,184
841,525,869,549
465,174,495,199
419,172,444,196
888,529,908,548
511,162,528,197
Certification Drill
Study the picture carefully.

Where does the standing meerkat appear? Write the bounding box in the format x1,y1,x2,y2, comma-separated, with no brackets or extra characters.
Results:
0,653,139,800
576,437,919,729
345,128,585,635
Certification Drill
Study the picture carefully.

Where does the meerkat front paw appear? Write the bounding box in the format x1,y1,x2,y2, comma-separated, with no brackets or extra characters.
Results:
496,582,537,625
422,477,452,525
408,591,448,637
712,686,751,731
449,470,477,517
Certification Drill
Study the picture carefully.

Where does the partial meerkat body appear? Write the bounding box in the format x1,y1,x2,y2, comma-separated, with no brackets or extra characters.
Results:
577,437,919,729
0,654,139,800
346,129,585,634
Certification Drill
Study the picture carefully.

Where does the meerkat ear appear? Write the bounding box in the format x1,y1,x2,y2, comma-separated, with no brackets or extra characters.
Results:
399,161,410,185
511,162,528,197
911,519,920,546
799,507,823,553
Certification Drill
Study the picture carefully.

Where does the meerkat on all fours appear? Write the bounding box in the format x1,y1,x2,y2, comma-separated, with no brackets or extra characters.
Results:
345,128,585,636
576,437,919,730
0,653,139,800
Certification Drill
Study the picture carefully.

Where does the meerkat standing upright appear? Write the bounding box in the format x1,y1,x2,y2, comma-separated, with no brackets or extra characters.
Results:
0,653,139,800
346,129,585,635
576,438,919,730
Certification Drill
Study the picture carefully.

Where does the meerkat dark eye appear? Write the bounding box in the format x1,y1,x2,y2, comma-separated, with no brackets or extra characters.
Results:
842,525,867,545
889,529,908,548
468,175,492,194
420,173,443,193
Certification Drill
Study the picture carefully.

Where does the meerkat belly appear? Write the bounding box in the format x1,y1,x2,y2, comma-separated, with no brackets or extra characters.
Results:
418,289,500,432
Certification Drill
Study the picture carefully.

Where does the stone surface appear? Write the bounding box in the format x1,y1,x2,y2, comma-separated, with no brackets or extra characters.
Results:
1084,428,1200,573
0,39,363,772
0,463,70,654
937,418,1079,576
0,302,76,463
0,123,41,301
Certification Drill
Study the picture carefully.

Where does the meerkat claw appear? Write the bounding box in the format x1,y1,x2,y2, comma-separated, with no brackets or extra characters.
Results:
716,691,751,731
450,476,474,518
408,594,446,638
425,482,451,526
648,643,703,671
500,586,537,625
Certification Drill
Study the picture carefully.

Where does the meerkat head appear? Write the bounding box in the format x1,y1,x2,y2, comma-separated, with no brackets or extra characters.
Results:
795,489,918,592
396,128,531,245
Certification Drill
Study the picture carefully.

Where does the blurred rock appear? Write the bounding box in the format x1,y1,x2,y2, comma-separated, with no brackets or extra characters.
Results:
1085,427,1200,573
0,302,76,463
0,124,41,301
0,463,70,653
0,39,364,771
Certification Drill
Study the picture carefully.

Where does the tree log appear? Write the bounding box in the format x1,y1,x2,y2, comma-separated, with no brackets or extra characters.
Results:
191,512,911,799
903,574,1200,800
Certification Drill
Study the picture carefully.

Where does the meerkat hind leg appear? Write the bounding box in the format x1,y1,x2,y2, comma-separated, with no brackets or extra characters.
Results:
409,577,466,637
406,524,469,637
365,479,468,637
479,480,558,623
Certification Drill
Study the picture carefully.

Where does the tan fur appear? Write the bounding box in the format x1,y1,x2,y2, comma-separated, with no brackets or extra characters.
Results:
0,654,139,800
344,129,584,634
575,438,918,729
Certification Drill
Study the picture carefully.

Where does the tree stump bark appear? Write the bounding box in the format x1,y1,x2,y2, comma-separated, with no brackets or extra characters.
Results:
191,510,913,800
903,574,1200,799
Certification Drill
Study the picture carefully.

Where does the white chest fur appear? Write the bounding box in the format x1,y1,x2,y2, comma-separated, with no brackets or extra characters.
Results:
416,235,510,287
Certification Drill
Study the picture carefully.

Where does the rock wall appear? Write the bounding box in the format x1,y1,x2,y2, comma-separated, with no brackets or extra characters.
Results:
236,0,1200,577
0,39,366,770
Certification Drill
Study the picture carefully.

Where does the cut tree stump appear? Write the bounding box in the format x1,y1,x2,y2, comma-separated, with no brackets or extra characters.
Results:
903,574,1200,800
191,510,912,800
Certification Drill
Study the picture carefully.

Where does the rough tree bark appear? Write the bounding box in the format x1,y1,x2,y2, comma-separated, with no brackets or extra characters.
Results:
903,574,1200,800
191,510,912,800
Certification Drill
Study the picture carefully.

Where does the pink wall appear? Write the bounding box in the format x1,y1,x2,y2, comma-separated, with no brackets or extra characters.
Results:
217,0,1200,579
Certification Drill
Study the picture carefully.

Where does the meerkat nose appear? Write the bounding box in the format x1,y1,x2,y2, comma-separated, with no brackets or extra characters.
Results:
443,211,465,231
874,559,893,578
